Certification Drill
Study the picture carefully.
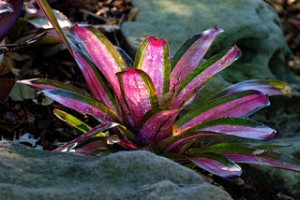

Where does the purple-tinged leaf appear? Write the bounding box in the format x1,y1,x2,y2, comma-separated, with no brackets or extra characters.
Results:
138,109,180,145
0,78,15,102
217,80,292,97
134,36,171,97
42,89,120,122
53,122,117,153
173,91,269,135
53,109,92,134
70,25,127,101
170,26,223,91
187,152,242,179
0,0,13,15
163,132,218,153
189,143,300,172
0,0,23,41
192,118,276,140
70,43,117,111
0,31,47,54
35,0,73,55
117,69,159,129
173,46,241,108
72,138,109,155
18,78,85,93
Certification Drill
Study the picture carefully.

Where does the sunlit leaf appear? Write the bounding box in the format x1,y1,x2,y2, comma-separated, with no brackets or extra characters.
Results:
117,69,159,129
138,109,180,145
173,46,241,107
53,109,92,134
187,152,242,178
42,89,120,122
191,118,276,140
70,25,127,101
170,26,223,91
134,36,171,97
217,80,292,97
174,91,269,135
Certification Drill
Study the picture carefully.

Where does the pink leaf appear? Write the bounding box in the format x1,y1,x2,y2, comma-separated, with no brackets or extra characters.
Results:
117,69,159,129
138,109,180,145
134,36,171,97
70,25,127,101
174,91,269,135
173,46,241,107
170,26,223,91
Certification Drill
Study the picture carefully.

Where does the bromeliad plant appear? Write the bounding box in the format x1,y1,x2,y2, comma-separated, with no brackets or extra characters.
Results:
19,0,300,179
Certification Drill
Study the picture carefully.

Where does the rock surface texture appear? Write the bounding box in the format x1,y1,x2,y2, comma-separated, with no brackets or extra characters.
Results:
122,0,294,83
0,141,232,200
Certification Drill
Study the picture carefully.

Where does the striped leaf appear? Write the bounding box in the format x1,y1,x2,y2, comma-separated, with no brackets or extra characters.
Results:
170,26,223,91
117,69,159,129
191,118,276,140
70,42,117,110
187,152,242,179
173,91,269,135
134,36,171,97
188,143,300,172
52,122,118,153
173,46,241,108
217,79,292,97
42,89,119,122
53,109,92,134
138,109,180,145
70,25,127,101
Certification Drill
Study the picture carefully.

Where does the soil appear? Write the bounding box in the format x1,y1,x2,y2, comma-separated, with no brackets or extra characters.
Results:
0,0,299,199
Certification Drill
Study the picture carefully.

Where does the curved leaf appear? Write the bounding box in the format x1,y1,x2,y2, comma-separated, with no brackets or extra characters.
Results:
217,79,292,97
35,0,72,54
134,36,171,97
70,42,117,110
53,122,118,153
187,152,242,179
53,109,92,134
70,25,127,101
173,91,269,135
191,118,276,140
170,26,223,91
173,46,241,108
189,143,300,172
138,109,180,145
18,78,82,93
117,69,159,129
42,89,119,122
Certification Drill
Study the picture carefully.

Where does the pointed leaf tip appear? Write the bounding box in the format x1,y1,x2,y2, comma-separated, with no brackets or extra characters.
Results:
170,26,225,91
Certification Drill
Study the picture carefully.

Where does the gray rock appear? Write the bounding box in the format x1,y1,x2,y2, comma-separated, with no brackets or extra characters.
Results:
121,0,295,83
0,141,232,200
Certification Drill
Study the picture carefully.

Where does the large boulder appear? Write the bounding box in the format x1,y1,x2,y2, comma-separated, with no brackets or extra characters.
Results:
121,0,295,83
0,141,232,200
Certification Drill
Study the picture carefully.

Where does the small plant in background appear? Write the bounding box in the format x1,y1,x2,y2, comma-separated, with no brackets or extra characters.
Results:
19,0,300,179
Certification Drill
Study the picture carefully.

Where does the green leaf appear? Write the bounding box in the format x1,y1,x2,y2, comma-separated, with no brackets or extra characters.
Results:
53,109,92,134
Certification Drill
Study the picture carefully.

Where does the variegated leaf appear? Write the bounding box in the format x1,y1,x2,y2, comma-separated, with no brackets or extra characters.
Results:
174,91,269,135
170,26,223,91
134,36,171,97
